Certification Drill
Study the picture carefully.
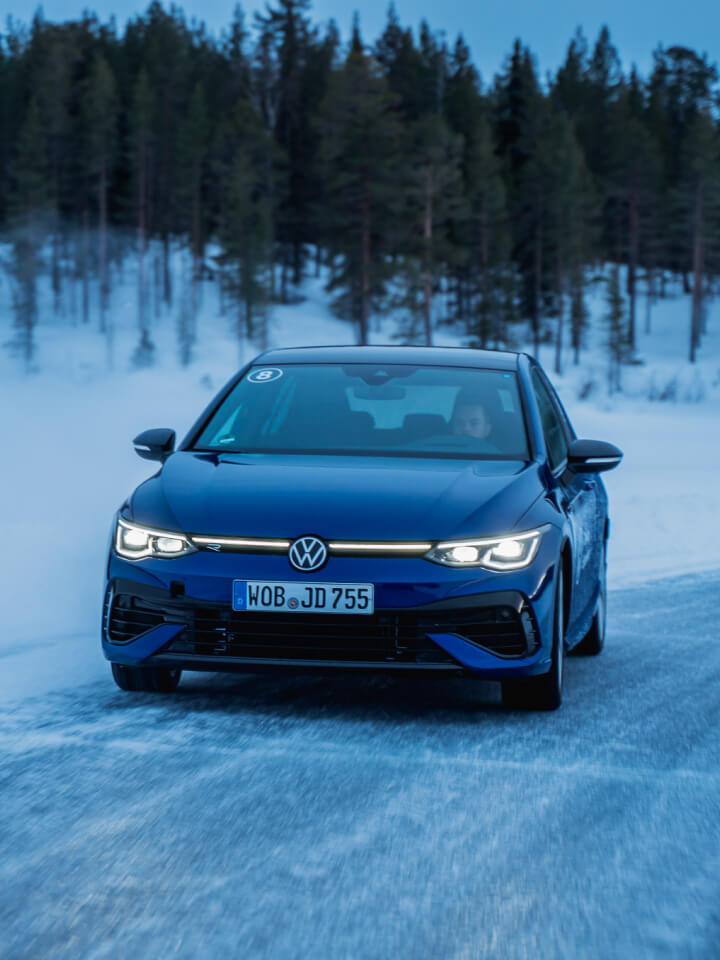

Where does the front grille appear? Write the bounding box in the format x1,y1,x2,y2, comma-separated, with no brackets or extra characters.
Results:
167,610,458,663
106,588,537,662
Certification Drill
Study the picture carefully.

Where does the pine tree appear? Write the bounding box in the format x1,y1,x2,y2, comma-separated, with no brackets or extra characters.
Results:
493,42,552,356
647,46,718,190
178,86,209,257
582,26,622,183
299,20,339,274
33,18,76,314
254,0,318,285
224,4,251,102
81,51,117,339
682,111,720,362
442,36,513,347
316,20,403,343
0,40,8,228
131,68,155,367
6,96,49,370
607,71,663,352
374,5,425,122
543,112,597,374
222,153,273,352
463,111,513,348
647,46,719,282
569,264,589,365
396,114,465,344
137,4,194,307
604,266,628,393
175,81,210,364
216,101,277,353
552,29,589,120
572,26,623,267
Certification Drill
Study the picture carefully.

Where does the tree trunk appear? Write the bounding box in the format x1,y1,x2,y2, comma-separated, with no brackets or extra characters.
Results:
533,221,542,358
191,158,202,282
292,241,302,287
360,176,371,346
554,252,564,377
627,187,639,351
479,201,489,347
689,181,704,364
570,269,583,366
154,252,162,320
163,233,172,308
422,166,433,346
52,213,62,316
99,161,108,334
17,208,38,371
138,139,147,341
190,157,202,348
82,207,90,325
237,291,245,363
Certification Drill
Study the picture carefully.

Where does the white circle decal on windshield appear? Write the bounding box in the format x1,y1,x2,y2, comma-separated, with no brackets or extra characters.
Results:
248,368,283,383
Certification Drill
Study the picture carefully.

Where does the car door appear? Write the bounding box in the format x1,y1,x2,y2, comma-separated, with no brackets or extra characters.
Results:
530,368,600,626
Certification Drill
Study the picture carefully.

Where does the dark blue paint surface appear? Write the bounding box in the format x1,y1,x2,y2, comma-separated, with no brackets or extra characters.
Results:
103,347,615,680
130,452,542,541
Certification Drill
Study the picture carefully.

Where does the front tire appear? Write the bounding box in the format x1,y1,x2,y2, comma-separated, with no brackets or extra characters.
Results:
111,663,182,693
502,572,564,711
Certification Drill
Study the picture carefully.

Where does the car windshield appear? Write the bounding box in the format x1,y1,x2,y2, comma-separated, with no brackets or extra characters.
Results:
192,363,529,460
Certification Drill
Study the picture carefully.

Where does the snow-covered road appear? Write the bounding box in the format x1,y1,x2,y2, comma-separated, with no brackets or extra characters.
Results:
2,571,719,959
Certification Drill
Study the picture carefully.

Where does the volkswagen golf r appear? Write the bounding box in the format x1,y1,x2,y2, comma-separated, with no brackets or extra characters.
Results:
103,346,622,710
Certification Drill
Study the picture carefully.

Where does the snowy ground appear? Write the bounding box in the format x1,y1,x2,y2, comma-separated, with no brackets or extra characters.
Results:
2,571,720,958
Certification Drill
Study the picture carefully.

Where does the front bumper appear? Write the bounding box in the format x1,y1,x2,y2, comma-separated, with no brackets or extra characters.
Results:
103,546,559,679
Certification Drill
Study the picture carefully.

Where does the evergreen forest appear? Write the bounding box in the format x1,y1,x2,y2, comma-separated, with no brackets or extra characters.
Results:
2,1,720,372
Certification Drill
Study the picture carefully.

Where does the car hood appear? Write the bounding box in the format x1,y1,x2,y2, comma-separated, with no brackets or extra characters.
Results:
129,452,545,541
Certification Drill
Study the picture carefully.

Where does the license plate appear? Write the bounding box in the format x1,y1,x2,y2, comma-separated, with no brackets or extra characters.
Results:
232,580,375,615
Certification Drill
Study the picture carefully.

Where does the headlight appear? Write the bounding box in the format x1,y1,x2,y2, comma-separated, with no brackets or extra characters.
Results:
426,527,546,570
115,517,196,560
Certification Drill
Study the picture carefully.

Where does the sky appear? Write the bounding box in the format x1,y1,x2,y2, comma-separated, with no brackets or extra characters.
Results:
5,0,720,81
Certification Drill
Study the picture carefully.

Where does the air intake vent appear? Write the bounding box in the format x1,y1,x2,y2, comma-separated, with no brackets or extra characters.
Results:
105,594,165,644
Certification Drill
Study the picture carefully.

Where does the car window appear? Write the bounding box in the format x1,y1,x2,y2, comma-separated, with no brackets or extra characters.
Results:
531,369,568,470
538,370,575,442
193,364,530,460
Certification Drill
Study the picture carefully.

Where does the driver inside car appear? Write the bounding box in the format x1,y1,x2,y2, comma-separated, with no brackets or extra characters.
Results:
449,391,498,448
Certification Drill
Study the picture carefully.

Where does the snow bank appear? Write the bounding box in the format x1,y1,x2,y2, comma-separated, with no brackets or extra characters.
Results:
564,401,720,586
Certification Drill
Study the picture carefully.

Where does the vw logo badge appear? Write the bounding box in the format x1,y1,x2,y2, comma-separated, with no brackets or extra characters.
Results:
288,536,328,572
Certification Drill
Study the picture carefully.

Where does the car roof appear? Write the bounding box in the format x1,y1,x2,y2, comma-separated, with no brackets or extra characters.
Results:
255,344,522,371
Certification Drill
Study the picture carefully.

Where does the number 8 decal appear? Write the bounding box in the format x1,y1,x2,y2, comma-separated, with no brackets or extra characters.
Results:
247,368,283,383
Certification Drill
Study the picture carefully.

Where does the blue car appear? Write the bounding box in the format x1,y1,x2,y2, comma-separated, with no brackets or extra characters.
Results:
103,346,622,710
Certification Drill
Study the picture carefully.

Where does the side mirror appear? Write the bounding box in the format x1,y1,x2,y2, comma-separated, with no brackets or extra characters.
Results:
133,428,176,462
567,438,623,474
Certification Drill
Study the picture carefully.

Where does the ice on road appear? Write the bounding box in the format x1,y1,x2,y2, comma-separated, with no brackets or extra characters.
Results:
2,571,720,960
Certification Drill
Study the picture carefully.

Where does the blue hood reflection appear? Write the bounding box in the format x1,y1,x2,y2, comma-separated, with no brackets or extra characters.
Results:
129,452,544,541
